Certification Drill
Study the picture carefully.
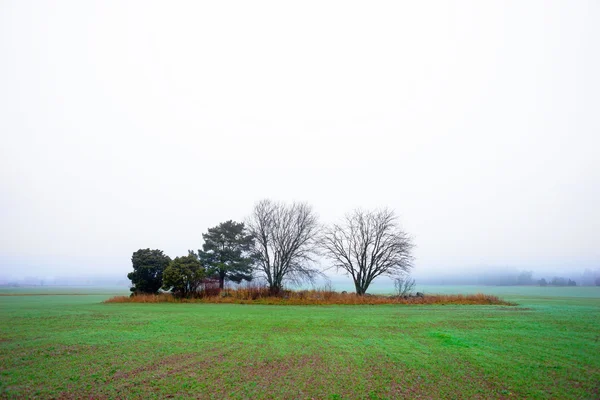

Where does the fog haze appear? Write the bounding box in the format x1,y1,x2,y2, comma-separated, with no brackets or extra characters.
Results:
1,1,599,282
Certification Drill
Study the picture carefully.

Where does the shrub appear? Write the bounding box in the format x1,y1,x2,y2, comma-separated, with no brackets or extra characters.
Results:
394,275,416,297
104,289,515,306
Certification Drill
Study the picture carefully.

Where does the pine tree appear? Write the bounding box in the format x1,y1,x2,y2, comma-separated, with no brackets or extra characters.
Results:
199,220,254,289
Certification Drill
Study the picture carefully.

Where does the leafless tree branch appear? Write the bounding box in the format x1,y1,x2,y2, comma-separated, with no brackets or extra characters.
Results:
246,199,322,294
321,208,414,295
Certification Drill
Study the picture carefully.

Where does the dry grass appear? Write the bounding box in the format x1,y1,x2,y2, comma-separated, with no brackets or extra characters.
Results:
104,286,515,306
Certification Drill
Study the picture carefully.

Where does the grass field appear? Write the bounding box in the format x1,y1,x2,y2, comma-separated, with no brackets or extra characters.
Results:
1,286,599,399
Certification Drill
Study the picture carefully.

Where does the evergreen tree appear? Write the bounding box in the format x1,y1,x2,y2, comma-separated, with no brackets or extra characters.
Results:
127,249,171,294
162,251,206,298
199,220,254,289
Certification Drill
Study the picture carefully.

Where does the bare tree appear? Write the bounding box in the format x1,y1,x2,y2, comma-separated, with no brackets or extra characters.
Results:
321,208,414,295
394,274,416,297
246,199,321,294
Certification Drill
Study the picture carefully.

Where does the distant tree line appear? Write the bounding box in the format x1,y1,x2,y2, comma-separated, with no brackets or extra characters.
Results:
127,200,414,297
580,268,600,286
537,277,577,287
417,269,600,287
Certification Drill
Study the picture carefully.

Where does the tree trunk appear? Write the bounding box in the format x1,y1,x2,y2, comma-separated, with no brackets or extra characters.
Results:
354,281,365,296
219,271,225,289
269,282,281,296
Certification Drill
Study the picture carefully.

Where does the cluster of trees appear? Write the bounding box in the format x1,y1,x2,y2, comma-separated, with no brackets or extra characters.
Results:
418,269,599,287
537,277,578,287
580,269,600,286
415,269,538,286
128,199,414,297
128,220,255,298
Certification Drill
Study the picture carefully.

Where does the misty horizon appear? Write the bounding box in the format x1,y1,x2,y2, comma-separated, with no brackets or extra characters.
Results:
1,1,599,283
2,264,598,288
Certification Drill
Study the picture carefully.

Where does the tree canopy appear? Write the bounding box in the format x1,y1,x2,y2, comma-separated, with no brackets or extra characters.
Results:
127,248,171,294
199,220,254,289
162,251,206,298
127,202,418,298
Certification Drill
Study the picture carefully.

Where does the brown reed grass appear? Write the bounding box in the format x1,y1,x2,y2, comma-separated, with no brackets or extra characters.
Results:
104,287,515,306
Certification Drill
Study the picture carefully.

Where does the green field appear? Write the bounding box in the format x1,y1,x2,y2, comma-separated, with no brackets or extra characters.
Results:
1,287,599,399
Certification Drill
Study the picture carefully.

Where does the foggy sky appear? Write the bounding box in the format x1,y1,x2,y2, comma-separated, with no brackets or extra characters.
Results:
1,1,599,280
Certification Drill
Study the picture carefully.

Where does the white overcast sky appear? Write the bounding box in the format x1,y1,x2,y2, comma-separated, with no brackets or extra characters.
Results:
1,1,599,279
